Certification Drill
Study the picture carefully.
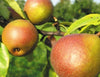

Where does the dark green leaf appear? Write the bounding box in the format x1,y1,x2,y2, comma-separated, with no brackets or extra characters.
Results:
0,2,10,19
96,26,100,32
0,26,3,35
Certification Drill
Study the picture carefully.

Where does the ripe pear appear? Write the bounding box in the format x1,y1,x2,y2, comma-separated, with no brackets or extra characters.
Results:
2,19,38,56
50,34,100,77
24,0,53,24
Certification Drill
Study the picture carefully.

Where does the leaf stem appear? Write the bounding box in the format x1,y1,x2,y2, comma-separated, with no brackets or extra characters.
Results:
60,21,72,26
59,24,67,31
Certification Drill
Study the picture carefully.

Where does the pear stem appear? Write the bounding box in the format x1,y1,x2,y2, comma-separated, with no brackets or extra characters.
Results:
96,32,100,37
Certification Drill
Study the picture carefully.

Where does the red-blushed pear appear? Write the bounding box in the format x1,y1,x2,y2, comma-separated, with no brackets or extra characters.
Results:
50,34,100,77
2,19,38,56
24,0,53,25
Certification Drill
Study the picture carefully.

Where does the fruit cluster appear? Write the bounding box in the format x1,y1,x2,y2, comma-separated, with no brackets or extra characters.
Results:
1,0,100,77
2,0,53,56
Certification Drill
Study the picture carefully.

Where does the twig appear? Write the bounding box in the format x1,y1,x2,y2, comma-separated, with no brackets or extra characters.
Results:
37,29,64,36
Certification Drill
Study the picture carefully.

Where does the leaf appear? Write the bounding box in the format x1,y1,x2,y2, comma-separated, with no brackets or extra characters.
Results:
49,69,58,77
0,26,3,35
4,0,27,19
7,42,48,77
36,22,57,32
16,0,25,9
0,43,9,77
65,14,100,35
96,25,100,31
0,2,10,19
98,74,100,77
31,42,48,77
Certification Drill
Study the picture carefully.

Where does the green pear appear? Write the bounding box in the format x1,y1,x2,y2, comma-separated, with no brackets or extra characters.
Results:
2,19,38,56
24,0,53,25
50,34,100,77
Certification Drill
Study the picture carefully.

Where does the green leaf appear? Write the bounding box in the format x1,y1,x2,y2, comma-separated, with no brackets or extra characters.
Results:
49,69,58,77
65,14,100,35
36,22,57,32
16,0,25,9
4,0,27,19
32,42,48,77
96,25,100,31
98,74,100,77
0,2,10,19
7,42,48,77
0,43,9,77
0,26,3,35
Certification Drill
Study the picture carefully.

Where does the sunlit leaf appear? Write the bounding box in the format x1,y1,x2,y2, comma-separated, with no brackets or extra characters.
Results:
49,69,58,77
4,0,27,19
65,14,100,35
0,43,9,77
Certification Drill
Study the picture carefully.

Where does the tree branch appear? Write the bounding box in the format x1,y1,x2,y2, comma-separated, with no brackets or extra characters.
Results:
37,29,64,36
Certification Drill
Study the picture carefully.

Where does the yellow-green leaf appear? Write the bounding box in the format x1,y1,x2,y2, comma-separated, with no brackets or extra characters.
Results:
4,0,27,19
65,14,100,35
0,43,9,77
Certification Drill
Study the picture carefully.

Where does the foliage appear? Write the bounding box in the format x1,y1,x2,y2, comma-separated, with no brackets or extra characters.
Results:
54,0,100,22
0,0,100,77
65,14,100,35
0,0,10,20
0,43,9,77
16,0,25,9
54,0,74,22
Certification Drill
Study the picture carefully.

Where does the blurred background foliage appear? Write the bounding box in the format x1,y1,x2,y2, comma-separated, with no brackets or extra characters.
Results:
0,0,100,77
54,0,100,22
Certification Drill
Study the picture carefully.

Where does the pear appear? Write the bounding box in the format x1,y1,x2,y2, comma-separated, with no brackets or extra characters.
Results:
2,19,38,56
50,34,100,77
24,0,53,24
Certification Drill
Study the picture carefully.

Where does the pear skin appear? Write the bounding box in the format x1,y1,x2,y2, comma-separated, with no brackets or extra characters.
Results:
24,0,53,24
2,19,38,56
51,34,100,77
